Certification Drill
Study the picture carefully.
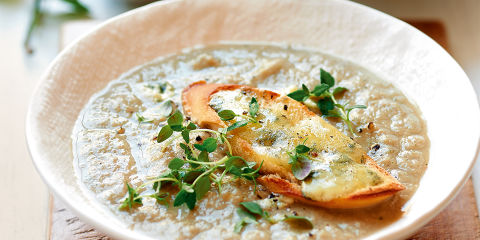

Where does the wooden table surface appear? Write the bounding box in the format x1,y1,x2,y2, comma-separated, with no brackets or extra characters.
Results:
46,19,480,240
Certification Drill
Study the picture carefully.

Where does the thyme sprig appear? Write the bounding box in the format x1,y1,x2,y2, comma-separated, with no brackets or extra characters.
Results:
218,97,259,131
120,97,262,210
288,69,366,135
234,201,313,232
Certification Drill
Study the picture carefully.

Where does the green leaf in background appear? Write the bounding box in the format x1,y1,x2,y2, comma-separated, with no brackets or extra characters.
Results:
25,0,90,54
61,0,89,13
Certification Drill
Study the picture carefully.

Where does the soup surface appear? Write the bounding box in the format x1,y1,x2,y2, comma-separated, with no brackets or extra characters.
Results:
72,44,429,239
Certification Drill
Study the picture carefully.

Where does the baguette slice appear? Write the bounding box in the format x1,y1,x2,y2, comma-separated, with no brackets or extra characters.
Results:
182,81,404,208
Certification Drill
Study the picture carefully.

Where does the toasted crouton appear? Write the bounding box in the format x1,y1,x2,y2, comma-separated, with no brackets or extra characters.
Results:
182,81,404,208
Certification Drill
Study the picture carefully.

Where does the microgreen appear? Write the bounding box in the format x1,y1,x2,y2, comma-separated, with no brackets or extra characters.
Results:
283,215,313,230
240,202,265,217
167,110,184,131
193,176,211,200
234,201,313,233
168,158,185,170
150,193,169,206
217,97,260,132
119,182,143,210
287,84,311,102
158,100,175,117
218,110,236,121
136,112,153,123
234,207,258,233
227,120,249,132
157,125,173,143
287,68,367,135
249,97,259,117
173,188,197,210
288,143,313,180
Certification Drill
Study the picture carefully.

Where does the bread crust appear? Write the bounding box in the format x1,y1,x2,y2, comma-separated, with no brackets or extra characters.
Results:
182,81,404,209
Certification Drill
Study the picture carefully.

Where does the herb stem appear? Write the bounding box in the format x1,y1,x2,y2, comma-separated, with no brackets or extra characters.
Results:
190,128,219,136
185,159,221,166
24,0,42,54
221,134,233,155
161,134,182,152
187,142,199,159
236,114,257,123
136,177,179,191
191,156,229,187
190,129,233,155
328,92,355,135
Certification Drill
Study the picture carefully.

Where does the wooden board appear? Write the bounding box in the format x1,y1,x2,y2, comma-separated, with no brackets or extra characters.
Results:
48,20,480,240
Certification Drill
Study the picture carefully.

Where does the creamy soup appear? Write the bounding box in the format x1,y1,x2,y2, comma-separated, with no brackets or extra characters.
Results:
72,44,429,239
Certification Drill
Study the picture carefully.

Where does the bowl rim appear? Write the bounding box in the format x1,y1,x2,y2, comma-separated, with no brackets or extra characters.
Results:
25,0,480,239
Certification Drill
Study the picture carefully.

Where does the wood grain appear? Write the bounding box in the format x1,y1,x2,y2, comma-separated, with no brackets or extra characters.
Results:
48,20,480,240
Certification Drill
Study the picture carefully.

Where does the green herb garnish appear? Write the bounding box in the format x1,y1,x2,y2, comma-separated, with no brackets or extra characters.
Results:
136,112,153,123
121,104,262,210
121,92,314,233
287,69,366,135
218,97,260,132
287,143,313,180
234,201,313,233
119,182,143,210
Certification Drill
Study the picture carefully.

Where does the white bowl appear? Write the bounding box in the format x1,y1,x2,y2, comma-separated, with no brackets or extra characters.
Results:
26,0,480,239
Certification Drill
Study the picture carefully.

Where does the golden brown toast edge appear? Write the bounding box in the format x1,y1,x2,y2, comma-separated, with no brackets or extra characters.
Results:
182,81,405,208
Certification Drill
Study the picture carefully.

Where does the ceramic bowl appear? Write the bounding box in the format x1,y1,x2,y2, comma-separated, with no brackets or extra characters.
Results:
26,0,480,239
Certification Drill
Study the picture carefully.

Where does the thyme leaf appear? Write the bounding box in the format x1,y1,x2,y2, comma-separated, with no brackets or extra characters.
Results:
119,182,142,210
287,68,367,135
288,144,313,180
